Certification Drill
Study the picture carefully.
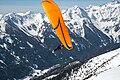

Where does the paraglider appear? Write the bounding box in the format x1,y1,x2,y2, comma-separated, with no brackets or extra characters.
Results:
41,0,73,51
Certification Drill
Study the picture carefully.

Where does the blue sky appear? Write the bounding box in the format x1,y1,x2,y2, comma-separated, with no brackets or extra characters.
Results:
0,0,119,14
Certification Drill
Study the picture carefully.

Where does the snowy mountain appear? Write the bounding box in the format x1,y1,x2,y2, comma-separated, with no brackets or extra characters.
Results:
86,0,120,43
0,0,120,80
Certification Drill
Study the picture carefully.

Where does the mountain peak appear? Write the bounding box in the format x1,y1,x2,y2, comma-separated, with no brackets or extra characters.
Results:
0,14,3,19
102,0,120,7
72,5,81,10
69,5,88,16
110,0,120,4
24,11,33,15
16,11,34,16
71,5,84,13
86,0,120,10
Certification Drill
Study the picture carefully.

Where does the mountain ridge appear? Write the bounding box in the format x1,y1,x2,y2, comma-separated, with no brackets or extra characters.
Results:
0,0,120,79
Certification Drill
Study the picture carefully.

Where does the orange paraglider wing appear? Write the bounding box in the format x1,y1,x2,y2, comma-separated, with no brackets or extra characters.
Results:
41,0,73,50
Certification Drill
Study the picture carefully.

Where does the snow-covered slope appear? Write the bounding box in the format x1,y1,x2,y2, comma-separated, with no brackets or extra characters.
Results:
68,48,120,80
91,66,120,80
0,0,120,80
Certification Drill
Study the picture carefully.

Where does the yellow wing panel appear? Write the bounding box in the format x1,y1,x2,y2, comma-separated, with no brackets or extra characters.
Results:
41,0,73,50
